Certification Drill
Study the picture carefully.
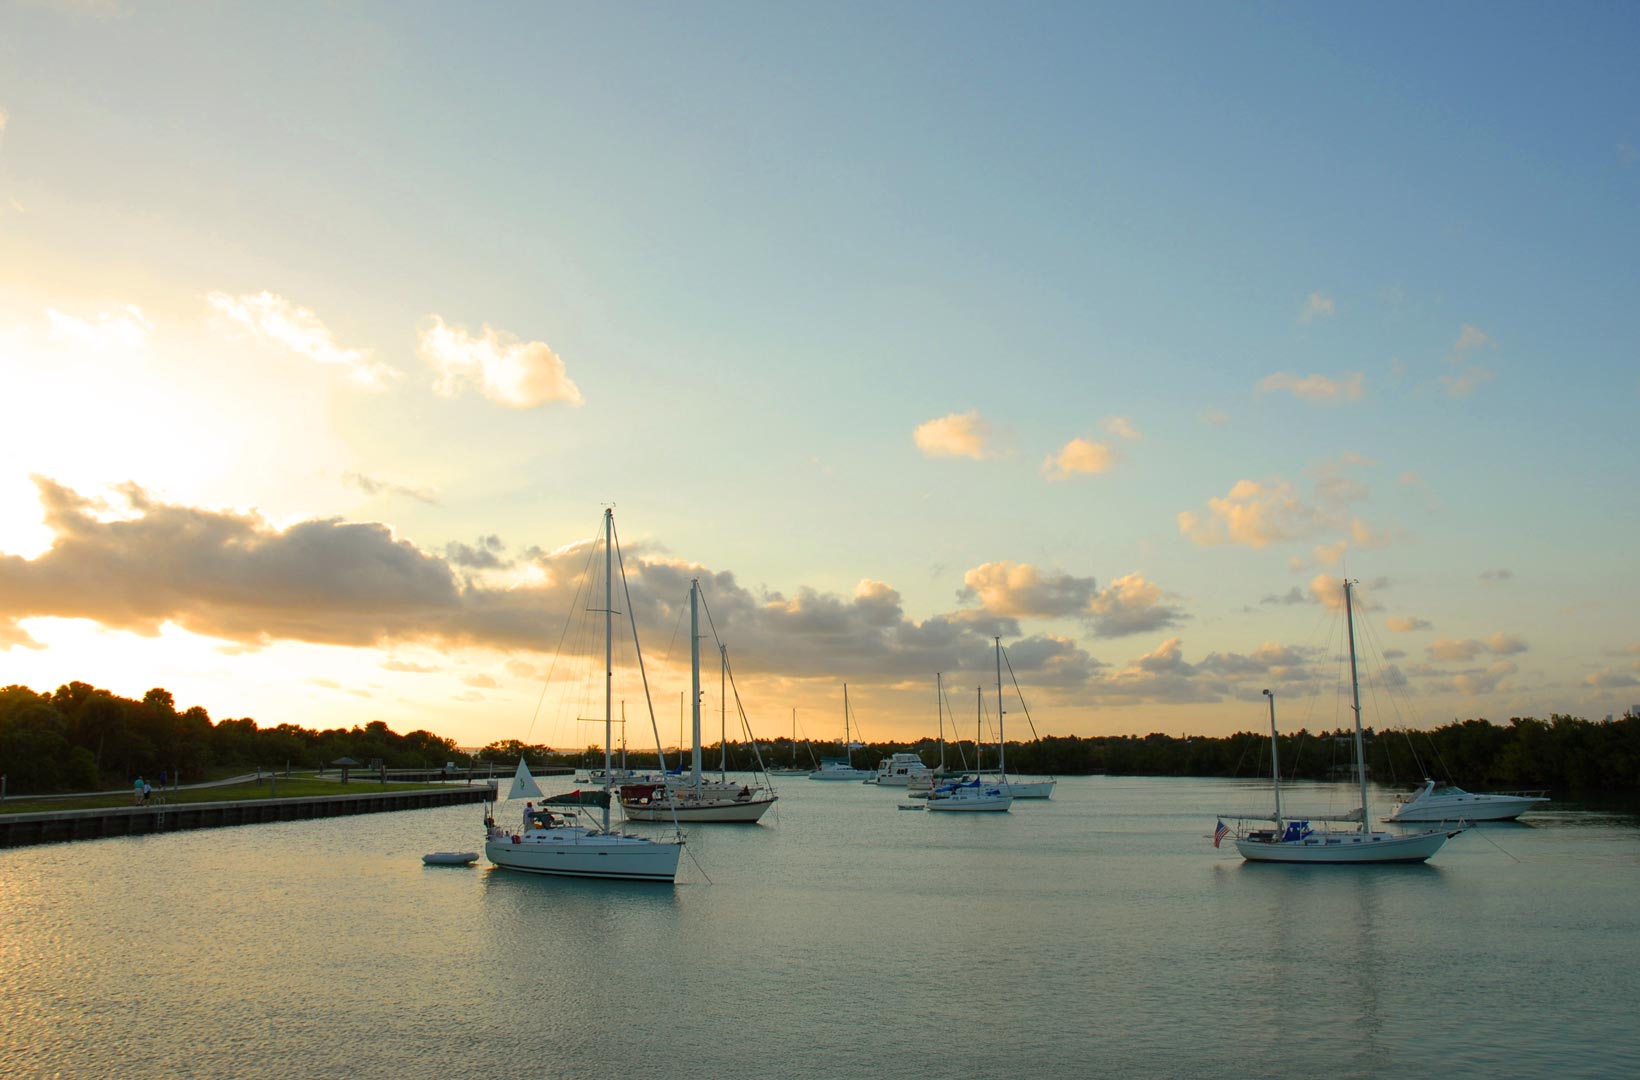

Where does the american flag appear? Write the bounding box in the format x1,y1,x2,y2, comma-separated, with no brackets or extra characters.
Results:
1213,819,1228,848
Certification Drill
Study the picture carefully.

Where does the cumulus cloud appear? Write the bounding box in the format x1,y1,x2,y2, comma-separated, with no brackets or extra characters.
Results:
1299,293,1336,322
1386,616,1432,633
1178,479,1325,548
446,535,507,570
0,618,45,651
1585,667,1640,689
914,410,993,460
1041,437,1117,480
1257,371,1365,402
207,291,398,389
960,562,1097,619
418,315,582,409
1454,660,1517,695
0,478,1085,688
1086,573,1185,638
46,304,152,350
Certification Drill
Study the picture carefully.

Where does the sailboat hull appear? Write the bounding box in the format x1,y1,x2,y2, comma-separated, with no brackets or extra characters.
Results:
485,833,683,881
621,796,776,823
1003,779,1055,799
1235,828,1456,864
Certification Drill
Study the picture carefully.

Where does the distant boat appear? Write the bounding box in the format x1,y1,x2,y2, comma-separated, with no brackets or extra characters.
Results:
422,851,479,866
868,752,933,787
1386,779,1549,823
985,638,1055,800
926,686,1012,813
619,579,776,824
1218,579,1463,864
808,684,873,781
769,708,813,776
484,509,684,883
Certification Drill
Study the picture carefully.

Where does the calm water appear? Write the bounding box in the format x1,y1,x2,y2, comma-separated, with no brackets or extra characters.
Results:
3,775,1638,1079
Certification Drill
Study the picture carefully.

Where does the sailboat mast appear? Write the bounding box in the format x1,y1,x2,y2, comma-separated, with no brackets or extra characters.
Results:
602,508,614,833
995,637,1005,776
937,672,946,772
843,683,851,768
720,644,728,778
1343,578,1370,832
977,686,983,772
1263,689,1282,822
690,579,702,786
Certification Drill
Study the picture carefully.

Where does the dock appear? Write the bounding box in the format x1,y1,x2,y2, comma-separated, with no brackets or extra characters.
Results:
0,782,497,848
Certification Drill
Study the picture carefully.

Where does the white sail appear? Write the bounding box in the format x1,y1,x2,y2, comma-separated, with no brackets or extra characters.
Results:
509,756,544,800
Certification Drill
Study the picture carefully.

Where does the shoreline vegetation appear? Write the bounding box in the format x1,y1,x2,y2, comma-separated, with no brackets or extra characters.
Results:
3,682,1638,802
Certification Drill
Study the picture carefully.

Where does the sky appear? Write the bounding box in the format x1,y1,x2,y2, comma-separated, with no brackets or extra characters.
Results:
1,1,1637,753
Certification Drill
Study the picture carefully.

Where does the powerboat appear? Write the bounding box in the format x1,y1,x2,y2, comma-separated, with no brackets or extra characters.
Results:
1386,779,1549,822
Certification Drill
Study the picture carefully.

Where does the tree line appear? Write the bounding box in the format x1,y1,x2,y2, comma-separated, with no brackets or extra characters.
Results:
3,680,1637,795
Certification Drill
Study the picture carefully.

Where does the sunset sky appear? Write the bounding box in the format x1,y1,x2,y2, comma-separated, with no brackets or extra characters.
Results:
2,3,1637,752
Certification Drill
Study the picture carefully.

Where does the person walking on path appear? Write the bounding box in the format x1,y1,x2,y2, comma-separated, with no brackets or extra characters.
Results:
133,776,145,805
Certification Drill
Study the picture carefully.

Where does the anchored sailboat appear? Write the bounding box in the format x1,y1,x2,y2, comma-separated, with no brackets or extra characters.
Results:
1216,579,1463,864
619,578,777,823
483,509,684,882
808,684,873,781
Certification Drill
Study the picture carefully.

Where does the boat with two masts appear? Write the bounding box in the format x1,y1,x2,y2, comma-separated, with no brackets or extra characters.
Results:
484,509,684,883
619,578,777,823
1216,579,1463,864
926,686,1012,812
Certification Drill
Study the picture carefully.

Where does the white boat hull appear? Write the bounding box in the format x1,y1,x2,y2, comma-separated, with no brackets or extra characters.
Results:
926,796,1012,812
1387,783,1549,822
485,830,682,881
1004,779,1055,799
1235,828,1456,864
808,769,873,781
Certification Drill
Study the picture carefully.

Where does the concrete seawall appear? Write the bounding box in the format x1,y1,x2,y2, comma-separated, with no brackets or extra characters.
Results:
0,783,496,848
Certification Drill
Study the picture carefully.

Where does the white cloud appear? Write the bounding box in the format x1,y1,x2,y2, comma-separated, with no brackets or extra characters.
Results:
1299,293,1336,322
1041,437,1117,480
46,304,152,350
208,291,397,389
1086,573,1185,638
1178,479,1324,548
1257,371,1366,402
1386,616,1431,633
1454,660,1517,695
913,410,992,460
418,315,582,409
961,562,1096,619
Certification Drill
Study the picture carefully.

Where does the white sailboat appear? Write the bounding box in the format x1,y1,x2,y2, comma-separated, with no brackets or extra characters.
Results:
808,684,873,781
619,579,777,823
987,637,1055,799
1217,579,1463,864
484,509,684,883
926,686,1012,812
768,709,812,776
